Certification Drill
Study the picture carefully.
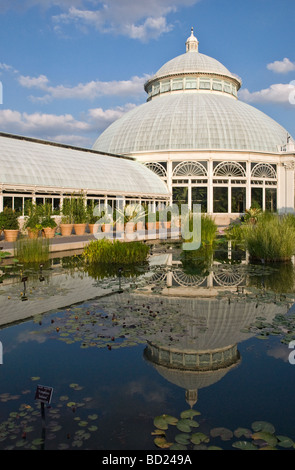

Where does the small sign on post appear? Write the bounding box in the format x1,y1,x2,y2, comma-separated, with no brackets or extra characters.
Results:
35,385,53,404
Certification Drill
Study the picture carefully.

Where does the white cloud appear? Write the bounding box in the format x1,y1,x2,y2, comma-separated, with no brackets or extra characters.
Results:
18,73,148,102
239,82,295,106
0,63,19,75
0,102,135,146
52,0,201,41
267,58,295,74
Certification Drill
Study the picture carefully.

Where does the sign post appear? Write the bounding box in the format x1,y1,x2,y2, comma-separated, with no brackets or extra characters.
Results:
35,385,53,430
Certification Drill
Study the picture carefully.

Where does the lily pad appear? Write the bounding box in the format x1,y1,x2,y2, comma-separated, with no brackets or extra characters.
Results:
251,421,275,434
232,440,258,450
210,427,233,441
175,433,191,445
276,435,294,448
153,416,168,430
154,437,172,449
252,432,277,447
170,443,187,450
191,432,210,445
180,409,201,419
234,427,252,439
176,419,193,433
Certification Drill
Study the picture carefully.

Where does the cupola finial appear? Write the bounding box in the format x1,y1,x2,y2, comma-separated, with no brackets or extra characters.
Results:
186,27,199,52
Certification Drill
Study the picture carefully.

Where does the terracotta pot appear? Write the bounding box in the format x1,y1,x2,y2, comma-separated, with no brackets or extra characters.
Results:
27,228,39,239
42,227,56,239
60,224,73,236
155,222,160,230
4,229,19,242
88,223,98,234
136,221,145,231
115,223,124,233
125,222,135,233
162,221,171,229
74,224,86,236
102,224,112,233
145,222,155,230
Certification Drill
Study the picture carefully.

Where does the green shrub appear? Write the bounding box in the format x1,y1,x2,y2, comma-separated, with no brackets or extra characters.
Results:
0,207,19,230
15,238,50,264
187,213,217,246
244,213,295,262
82,239,150,265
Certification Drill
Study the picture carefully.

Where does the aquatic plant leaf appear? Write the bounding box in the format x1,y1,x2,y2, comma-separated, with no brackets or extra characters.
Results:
252,432,277,447
163,414,178,425
259,446,277,450
72,440,83,448
251,421,275,434
176,419,192,433
180,409,201,419
88,425,98,432
66,401,76,408
32,438,44,446
191,432,210,445
234,427,252,439
175,433,191,445
232,441,257,450
210,427,233,441
154,416,168,430
208,446,223,450
154,437,172,448
276,435,295,448
88,414,98,420
170,443,187,450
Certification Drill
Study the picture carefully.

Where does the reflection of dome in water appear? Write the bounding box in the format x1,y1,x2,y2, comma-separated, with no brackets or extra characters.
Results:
144,354,238,408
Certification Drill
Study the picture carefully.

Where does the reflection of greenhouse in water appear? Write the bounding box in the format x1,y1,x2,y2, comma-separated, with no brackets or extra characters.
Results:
149,247,248,289
142,296,287,407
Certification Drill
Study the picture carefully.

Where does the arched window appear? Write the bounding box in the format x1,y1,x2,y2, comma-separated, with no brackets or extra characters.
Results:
213,162,246,178
251,163,277,179
144,162,167,178
173,161,207,177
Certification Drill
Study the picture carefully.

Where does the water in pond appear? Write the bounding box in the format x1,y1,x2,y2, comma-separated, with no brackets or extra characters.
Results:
0,242,295,451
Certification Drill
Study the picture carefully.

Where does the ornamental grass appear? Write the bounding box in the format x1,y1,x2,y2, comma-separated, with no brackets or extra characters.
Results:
82,239,149,265
244,213,295,262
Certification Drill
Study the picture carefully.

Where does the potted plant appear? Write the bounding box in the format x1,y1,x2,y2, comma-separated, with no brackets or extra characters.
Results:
160,207,172,229
86,202,99,234
73,193,87,235
145,211,156,230
24,201,42,239
0,207,20,242
133,204,146,231
114,209,125,234
100,210,113,233
60,198,74,236
41,216,57,238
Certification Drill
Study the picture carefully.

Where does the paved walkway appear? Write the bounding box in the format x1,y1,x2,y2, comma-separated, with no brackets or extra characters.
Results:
0,229,180,255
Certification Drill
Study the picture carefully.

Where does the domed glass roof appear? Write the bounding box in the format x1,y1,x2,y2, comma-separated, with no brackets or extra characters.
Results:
151,52,237,81
92,29,291,156
92,93,288,154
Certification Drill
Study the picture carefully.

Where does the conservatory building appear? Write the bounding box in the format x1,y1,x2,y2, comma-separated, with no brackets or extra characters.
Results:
93,29,295,225
0,132,170,216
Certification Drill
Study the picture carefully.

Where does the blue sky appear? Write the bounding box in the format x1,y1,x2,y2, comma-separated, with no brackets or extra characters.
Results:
0,0,294,148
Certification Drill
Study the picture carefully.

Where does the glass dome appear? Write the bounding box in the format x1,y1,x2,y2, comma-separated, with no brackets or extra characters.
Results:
93,29,290,156
92,92,288,154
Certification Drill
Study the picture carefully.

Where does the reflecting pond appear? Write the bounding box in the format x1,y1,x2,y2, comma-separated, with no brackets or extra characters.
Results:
0,241,295,450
